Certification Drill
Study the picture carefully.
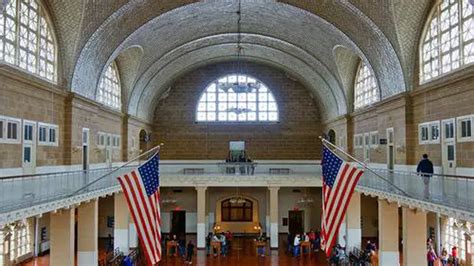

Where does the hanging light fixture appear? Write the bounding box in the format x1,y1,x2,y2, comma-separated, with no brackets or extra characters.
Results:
219,0,260,99
161,191,178,205
229,187,247,204
297,188,315,207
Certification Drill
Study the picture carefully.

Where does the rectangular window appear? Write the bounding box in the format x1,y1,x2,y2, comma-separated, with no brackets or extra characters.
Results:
461,119,471,137
49,127,56,143
7,121,19,140
370,131,379,148
38,123,59,146
420,125,429,142
38,126,47,142
457,115,474,142
431,123,440,141
0,120,4,139
24,124,33,141
444,121,454,139
23,146,31,163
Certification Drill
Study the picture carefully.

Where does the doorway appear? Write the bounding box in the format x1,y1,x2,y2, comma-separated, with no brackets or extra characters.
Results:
441,119,456,175
82,128,89,171
288,210,304,234
386,128,395,170
171,210,186,240
22,120,36,174
328,129,336,145
139,129,148,153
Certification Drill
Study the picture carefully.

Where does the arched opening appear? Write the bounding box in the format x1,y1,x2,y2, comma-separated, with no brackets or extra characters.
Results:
215,196,260,234
328,129,336,145
139,129,148,153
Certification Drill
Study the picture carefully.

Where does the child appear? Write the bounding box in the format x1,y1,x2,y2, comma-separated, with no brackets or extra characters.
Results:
186,240,194,264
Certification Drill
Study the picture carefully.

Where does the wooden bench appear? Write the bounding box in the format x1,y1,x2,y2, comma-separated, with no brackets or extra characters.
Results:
183,168,204,175
269,168,290,175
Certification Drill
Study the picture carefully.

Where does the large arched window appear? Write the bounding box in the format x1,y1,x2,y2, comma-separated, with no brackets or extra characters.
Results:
354,62,380,110
97,61,121,109
196,74,278,122
420,0,473,83
221,198,253,222
0,0,57,82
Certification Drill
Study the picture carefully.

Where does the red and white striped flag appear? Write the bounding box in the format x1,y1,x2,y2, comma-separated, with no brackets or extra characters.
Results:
117,153,162,264
320,145,364,257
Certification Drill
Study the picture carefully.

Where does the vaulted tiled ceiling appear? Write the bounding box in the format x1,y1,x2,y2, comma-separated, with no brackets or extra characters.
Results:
46,0,432,121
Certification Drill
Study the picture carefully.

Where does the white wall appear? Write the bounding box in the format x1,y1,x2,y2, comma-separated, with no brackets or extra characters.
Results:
278,187,322,233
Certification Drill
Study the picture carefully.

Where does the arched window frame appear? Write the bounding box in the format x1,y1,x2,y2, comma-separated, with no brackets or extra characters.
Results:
96,61,122,110
196,74,279,123
353,61,380,110
0,0,58,82
419,0,473,83
221,198,253,222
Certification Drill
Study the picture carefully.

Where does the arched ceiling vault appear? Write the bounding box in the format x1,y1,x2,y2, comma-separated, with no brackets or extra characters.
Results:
67,0,419,122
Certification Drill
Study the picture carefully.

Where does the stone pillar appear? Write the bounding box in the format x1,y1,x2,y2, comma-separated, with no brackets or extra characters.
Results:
337,216,347,247
402,208,427,266
78,200,99,266
378,200,399,265
128,215,138,249
266,189,270,236
346,192,361,249
114,193,129,254
196,186,207,249
50,209,75,266
269,186,279,249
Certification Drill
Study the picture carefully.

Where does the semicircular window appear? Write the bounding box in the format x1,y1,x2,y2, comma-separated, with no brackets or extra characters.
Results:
196,74,279,122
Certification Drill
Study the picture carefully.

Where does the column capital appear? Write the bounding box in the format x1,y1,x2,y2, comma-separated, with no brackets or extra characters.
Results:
268,186,280,191
195,186,208,191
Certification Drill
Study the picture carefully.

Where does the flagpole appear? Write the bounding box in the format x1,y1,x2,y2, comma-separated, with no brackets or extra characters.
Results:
69,145,162,196
319,136,410,197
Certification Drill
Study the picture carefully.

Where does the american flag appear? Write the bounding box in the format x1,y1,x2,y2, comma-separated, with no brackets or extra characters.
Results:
320,145,363,257
117,153,162,264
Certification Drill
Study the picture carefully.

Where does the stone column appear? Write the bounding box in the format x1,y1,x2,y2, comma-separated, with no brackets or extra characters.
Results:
269,186,279,249
402,208,427,266
114,193,129,254
78,200,99,266
196,186,207,249
128,215,138,249
378,200,399,265
50,209,75,266
346,192,361,249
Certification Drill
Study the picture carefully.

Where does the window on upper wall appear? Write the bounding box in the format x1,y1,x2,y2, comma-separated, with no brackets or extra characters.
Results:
0,0,57,81
457,114,473,141
0,115,21,144
196,74,279,122
420,0,474,83
354,62,380,110
419,121,441,144
37,122,58,146
97,61,121,110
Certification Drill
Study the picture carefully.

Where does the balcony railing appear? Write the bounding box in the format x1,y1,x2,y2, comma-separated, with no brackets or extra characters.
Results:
358,168,474,215
0,161,472,223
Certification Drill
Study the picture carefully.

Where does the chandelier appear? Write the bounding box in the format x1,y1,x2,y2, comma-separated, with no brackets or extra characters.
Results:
226,107,252,115
229,196,247,204
297,189,315,207
161,192,178,205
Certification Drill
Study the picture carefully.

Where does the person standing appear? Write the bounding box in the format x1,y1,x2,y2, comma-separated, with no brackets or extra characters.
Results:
427,246,437,266
440,247,448,266
417,154,434,199
185,240,194,264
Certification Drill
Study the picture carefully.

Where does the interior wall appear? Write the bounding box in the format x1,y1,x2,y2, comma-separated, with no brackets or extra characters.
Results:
98,196,114,238
278,187,322,233
152,61,323,160
361,195,378,238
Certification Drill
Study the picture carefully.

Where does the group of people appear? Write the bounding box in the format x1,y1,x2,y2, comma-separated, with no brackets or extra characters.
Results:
205,231,233,257
426,238,459,266
287,230,321,257
164,234,195,264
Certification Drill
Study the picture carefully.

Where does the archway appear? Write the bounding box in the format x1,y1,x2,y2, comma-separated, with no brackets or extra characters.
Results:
139,129,148,152
328,129,336,145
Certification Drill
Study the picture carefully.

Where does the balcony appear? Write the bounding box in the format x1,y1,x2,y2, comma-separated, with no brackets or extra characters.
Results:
0,161,472,225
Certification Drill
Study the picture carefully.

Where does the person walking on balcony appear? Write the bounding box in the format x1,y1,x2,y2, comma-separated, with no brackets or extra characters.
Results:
417,154,434,199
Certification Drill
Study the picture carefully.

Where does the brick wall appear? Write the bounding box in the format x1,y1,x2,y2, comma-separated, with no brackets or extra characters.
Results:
152,62,323,160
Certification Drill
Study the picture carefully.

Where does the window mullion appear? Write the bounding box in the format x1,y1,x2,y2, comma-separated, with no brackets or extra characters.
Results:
14,0,20,67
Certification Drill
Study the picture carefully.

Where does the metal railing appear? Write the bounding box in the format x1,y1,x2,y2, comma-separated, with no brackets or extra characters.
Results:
0,166,135,214
358,168,474,214
0,161,472,219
